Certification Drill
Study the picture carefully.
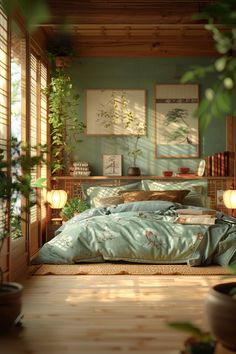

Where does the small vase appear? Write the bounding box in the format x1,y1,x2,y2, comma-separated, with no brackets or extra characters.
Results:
127,166,141,176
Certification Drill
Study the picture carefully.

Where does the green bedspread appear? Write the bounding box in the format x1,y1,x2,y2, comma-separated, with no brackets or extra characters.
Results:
34,201,236,266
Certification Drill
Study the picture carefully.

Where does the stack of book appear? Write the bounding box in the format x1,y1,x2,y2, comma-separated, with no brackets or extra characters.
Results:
69,162,91,176
175,208,216,225
204,151,233,177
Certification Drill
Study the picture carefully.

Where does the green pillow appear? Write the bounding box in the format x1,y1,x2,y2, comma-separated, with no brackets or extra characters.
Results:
81,182,142,207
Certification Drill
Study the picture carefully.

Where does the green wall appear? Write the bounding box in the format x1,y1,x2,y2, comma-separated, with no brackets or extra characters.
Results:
68,57,226,176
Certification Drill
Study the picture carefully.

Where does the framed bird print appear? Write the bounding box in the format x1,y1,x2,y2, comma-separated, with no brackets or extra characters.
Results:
103,155,122,176
155,84,199,158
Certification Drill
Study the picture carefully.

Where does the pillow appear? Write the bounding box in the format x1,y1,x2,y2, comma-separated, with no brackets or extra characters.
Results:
120,190,190,204
107,200,180,214
93,195,124,208
141,179,208,207
81,182,141,207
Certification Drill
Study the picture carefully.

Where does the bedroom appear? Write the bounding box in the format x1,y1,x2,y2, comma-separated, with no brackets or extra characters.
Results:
0,0,236,353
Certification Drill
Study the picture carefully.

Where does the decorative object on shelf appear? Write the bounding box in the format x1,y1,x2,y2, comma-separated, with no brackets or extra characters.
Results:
163,170,173,177
127,166,141,176
179,167,190,174
103,155,122,176
197,160,206,177
61,197,89,222
70,162,91,176
155,84,199,158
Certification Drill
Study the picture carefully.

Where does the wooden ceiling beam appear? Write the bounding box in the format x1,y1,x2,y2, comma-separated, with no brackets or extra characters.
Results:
37,0,217,58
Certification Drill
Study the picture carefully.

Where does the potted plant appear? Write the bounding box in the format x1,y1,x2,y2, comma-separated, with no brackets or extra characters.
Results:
61,197,89,222
46,33,74,68
42,67,85,175
205,265,236,351
0,139,47,331
97,90,146,176
168,321,216,354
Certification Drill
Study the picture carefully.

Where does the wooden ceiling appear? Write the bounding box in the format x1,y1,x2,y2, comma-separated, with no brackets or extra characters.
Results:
38,0,218,57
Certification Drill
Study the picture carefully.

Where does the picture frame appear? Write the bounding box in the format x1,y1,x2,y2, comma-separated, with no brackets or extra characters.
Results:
86,89,146,136
155,84,199,158
103,155,122,176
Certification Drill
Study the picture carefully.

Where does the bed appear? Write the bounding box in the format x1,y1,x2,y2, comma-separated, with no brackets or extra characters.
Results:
33,179,236,266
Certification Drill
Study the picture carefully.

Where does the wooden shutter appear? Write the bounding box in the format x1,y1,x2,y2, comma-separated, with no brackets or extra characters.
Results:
29,52,48,257
0,5,10,280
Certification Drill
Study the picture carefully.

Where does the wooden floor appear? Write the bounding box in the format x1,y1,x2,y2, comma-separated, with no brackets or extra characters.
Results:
0,275,230,354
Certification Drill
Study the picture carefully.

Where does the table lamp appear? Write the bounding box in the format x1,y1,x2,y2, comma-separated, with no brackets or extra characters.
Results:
223,189,236,217
47,189,68,224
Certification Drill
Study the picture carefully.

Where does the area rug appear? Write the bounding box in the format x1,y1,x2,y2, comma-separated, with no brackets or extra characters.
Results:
32,263,231,276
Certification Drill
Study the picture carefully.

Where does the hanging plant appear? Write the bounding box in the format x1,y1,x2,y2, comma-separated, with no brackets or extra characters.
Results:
42,67,85,175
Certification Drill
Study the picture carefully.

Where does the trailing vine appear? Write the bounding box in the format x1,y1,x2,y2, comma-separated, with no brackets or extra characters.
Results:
42,67,85,175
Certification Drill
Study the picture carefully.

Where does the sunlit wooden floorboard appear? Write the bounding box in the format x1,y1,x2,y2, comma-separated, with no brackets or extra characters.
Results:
0,275,226,354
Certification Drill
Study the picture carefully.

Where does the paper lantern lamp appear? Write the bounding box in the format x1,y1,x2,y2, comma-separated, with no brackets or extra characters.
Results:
47,190,68,209
223,190,236,209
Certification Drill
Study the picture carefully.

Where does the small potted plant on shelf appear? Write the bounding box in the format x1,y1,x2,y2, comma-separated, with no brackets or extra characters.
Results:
0,138,47,331
61,197,89,222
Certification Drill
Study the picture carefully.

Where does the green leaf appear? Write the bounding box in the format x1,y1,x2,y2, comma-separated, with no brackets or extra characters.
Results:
31,177,47,188
199,113,212,132
215,91,232,114
180,71,195,83
167,322,204,338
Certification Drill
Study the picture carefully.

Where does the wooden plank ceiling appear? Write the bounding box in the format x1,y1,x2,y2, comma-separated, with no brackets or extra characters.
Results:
38,0,218,57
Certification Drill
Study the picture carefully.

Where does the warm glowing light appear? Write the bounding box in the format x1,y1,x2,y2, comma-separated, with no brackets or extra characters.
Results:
47,190,67,209
223,190,236,209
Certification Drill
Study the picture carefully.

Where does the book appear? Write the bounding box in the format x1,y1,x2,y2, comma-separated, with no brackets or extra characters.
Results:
176,209,216,216
175,215,216,225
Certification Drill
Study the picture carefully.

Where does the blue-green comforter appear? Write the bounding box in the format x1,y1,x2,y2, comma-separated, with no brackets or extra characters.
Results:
34,201,236,266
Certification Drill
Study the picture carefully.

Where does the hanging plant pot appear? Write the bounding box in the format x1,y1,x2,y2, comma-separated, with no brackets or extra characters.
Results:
127,166,141,176
54,56,71,68
0,282,23,331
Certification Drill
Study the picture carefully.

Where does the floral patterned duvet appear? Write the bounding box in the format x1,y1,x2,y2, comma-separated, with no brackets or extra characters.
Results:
33,201,236,266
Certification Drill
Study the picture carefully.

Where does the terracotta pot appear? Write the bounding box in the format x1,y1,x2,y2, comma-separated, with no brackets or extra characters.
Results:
54,56,71,68
205,282,236,351
127,166,141,176
0,282,23,331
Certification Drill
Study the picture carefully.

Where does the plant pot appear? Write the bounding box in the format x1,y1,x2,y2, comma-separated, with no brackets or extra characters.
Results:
205,282,236,351
127,166,141,176
54,56,71,68
185,341,215,354
0,282,23,331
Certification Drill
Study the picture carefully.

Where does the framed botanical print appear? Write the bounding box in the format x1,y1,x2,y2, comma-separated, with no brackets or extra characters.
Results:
86,89,146,136
103,155,122,176
155,84,199,158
